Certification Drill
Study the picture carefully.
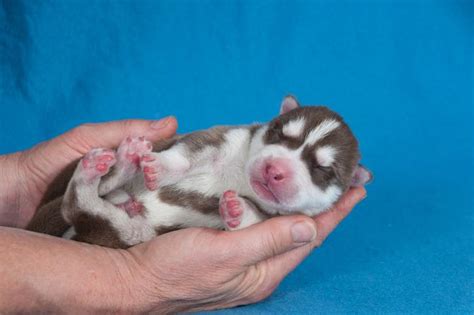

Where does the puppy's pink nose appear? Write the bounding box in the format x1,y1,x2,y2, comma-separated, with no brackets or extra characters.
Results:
264,163,286,183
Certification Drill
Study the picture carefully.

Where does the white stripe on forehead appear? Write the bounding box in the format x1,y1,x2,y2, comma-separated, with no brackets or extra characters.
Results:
282,117,305,138
316,145,337,167
304,119,340,146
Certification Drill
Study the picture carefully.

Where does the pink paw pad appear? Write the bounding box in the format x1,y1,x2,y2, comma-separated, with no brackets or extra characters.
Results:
219,190,244,229
140,154,159,191
117,136,153,167
117,198,144,218
81,148,116,181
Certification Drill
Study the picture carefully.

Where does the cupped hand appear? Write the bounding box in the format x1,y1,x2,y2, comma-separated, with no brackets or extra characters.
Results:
0,117,177,228
117,187,366,313
0,115,366,313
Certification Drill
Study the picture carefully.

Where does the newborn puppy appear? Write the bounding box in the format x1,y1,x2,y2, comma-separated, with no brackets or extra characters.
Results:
28,96,372,248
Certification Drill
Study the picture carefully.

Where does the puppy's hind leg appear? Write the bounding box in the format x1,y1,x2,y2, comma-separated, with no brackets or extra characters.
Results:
98,136,153,196
63,148,154,248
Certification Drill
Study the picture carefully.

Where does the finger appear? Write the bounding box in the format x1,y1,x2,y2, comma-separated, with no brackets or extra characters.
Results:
264,187,367,279
223,188,365,267
65,116,178,154
24,117,177,190
223,215,318,266
312,186,366,246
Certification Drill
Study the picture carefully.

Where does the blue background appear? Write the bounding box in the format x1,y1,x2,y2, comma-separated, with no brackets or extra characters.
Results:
1,0,472,313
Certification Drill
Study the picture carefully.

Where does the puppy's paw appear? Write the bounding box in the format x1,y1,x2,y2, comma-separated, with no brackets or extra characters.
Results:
79,148,116,183
219,190,244,230
140,154,160,191
116,198,144,218
117,136,153,171
140,147,191,191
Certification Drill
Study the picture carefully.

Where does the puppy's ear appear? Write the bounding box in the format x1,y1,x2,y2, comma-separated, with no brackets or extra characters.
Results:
280,95,300,115
351,164,373,187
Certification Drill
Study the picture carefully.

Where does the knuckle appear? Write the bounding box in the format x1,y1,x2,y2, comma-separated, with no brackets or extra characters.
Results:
121,119,136,134
68,125,83,139
64,124,96,153
266,231,282,257
70,123,95,139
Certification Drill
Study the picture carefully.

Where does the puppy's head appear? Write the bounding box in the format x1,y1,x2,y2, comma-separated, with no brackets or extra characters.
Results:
246,95,372,216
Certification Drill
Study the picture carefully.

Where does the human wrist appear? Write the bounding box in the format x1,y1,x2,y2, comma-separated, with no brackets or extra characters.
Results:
92,247,160,314
52,244,167,314
69,246,138,313
0,228,149,314
118,245,178,314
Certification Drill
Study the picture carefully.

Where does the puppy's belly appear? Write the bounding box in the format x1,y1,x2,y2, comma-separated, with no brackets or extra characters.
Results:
138,190,224,230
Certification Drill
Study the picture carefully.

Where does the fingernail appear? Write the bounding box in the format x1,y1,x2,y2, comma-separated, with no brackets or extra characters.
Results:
291,221,317,244
151,117,172,130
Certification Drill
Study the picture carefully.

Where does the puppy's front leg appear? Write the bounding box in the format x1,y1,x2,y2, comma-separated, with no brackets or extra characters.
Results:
219,190,268,231
140,144,191,190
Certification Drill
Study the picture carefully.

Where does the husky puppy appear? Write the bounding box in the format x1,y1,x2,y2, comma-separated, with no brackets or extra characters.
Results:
27,96,372,248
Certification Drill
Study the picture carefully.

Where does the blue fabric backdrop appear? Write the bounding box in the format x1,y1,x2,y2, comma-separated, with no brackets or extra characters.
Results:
1,0,472,313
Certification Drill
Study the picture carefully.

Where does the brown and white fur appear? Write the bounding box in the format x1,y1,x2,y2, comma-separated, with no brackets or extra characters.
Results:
27,96,372,248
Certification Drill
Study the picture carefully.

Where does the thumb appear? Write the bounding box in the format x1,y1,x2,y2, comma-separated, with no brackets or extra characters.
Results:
226,215,317,265
62,116,178,154
23,116,177,194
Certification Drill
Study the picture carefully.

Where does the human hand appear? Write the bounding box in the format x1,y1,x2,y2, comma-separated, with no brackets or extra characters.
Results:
0,117,177,228
116,187,366,313
0,182,364,313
